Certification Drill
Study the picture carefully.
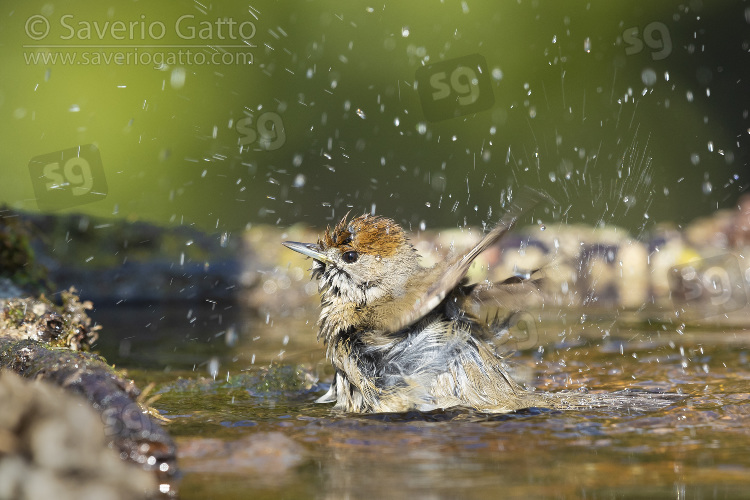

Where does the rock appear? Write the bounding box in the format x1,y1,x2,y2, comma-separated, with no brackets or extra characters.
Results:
178,432,308,476
616,240,649,309
0,289,98,350
0,370,157,500
0,338,177,485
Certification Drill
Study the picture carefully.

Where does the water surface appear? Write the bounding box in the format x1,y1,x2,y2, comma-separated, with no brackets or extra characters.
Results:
92,304,750,499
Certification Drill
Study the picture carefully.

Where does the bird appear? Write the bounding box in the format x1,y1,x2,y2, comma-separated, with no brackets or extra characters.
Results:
283,189,676,414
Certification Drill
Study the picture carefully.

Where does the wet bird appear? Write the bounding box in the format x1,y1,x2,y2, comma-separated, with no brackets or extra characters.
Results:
283,189,674,414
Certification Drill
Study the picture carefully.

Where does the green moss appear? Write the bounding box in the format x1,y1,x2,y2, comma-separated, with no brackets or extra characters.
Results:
4,303,26,326
0,290,99,351
0,210,49,291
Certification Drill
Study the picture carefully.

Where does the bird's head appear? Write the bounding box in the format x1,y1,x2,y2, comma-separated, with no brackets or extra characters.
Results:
283,213,421,307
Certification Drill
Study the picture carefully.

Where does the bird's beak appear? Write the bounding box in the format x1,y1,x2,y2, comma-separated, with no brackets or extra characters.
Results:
282,241,333,264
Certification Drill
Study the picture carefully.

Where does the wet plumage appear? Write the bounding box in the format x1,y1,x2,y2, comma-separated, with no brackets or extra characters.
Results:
284,190,676,414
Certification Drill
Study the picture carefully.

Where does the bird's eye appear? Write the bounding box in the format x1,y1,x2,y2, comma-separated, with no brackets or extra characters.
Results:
341,250,359,263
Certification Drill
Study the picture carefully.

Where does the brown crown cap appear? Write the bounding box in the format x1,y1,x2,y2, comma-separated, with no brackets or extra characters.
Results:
320,213,406,257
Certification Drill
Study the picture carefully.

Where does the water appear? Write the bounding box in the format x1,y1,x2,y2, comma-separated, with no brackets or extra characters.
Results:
92,305,750,499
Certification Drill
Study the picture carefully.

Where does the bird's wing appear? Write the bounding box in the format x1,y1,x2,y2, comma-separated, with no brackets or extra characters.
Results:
382,188,555,333
470,272,546,311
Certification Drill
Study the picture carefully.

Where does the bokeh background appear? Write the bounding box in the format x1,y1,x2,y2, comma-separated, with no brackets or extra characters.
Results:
1,1,748,235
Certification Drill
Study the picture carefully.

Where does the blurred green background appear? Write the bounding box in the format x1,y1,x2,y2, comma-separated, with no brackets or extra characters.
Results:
1,1,748,235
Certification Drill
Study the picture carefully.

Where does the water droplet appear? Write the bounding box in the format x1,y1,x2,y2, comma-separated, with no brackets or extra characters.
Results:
707,141,714,152
549,172,557,182
293,174,306,188
356,108,366,119
539,224,546,231
686,90,694,102
401,26,410,37
208,357,220,380
170,68,186,89
641,68,657,86
702,180,712,194
583,37,591,53
393,117,400,127
690,153,700,165
416,122,427,134
225,325,237,347
69,104,80,112
492,67,503,80
419,221,426,231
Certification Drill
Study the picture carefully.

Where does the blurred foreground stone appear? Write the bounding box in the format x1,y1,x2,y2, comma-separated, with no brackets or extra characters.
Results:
0,293,177,498
0,370,156,500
